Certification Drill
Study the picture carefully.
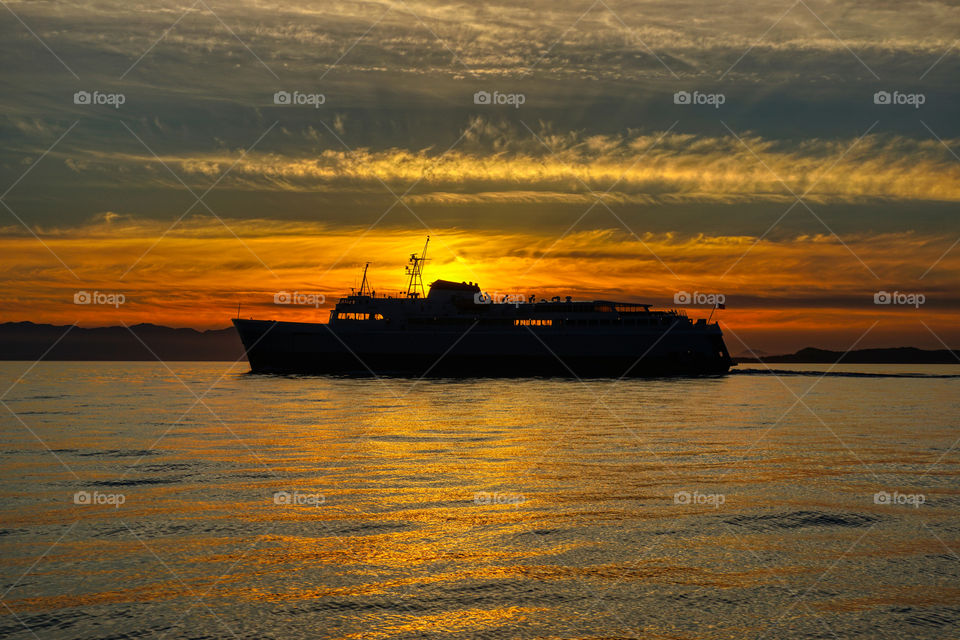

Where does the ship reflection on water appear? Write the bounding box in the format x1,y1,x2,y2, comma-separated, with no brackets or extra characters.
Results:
0,363,958,638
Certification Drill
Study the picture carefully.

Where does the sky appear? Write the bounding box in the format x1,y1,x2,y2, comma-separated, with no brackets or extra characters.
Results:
1,0,958,353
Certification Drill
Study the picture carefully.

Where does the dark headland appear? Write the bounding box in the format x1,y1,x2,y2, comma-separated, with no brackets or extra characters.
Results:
0,322,956,364
0,322,244,361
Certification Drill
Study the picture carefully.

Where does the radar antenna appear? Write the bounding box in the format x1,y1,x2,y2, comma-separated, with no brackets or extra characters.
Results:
358,262,373,297
405,236,429,298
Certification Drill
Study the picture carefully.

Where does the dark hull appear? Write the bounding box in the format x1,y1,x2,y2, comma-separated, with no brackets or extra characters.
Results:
233,319,734,378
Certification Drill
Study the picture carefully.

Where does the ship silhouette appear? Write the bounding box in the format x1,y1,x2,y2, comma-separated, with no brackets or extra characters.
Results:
233,238,734,377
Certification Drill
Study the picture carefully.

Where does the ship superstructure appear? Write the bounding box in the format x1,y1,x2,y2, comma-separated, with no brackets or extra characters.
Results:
234,238,734,377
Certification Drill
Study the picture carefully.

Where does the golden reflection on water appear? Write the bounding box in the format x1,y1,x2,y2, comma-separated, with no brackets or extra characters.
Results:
0,364,958,638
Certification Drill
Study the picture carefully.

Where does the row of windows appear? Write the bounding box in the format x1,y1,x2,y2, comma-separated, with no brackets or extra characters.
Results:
337,313,676,327
563,317,676,327
336,312,384,321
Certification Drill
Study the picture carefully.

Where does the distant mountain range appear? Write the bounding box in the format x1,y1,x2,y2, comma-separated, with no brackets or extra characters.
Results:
735,346,960,364
0,322,956,364
0,322,244,361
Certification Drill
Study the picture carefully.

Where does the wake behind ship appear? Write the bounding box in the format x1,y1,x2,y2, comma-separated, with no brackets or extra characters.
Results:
233,238,734,377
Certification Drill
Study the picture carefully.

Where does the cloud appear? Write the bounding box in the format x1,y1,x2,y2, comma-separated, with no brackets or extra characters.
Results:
53,126,960,205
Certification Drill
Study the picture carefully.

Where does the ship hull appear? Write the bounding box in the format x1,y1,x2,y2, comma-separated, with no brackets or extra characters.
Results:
232,319,734,377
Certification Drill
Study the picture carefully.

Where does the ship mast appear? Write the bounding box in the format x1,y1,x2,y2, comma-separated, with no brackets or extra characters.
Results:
358,262,372,297
405,236,429,298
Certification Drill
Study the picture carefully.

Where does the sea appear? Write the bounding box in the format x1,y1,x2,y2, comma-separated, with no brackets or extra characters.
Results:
0,362,958,639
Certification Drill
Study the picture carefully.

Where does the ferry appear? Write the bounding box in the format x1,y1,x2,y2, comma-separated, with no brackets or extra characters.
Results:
233,238,734,377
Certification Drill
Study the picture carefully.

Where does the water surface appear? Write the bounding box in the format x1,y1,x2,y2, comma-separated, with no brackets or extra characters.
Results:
1,362,958,639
